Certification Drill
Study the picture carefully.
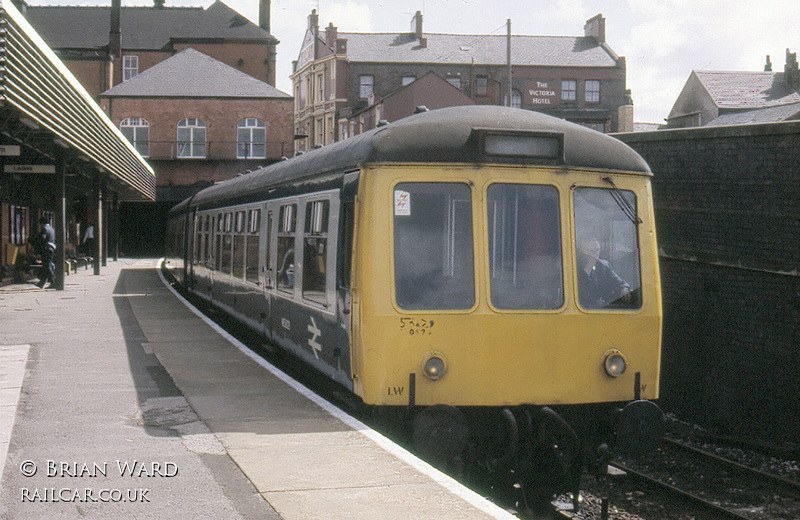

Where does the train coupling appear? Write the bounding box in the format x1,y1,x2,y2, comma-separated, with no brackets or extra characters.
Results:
615,399,665,457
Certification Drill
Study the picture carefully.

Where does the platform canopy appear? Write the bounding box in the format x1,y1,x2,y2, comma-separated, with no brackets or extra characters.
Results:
0,0,154,201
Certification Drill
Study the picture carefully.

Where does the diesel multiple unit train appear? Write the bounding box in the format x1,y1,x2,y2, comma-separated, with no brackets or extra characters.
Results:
165,106,664,501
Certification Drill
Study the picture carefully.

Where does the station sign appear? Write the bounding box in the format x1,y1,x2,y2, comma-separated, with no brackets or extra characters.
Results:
0,145,21,156
4,164,56,174
524,80,560,106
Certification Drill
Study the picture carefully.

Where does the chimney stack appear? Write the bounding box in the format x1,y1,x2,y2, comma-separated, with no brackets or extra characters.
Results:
259,0,270,33
584,14,605,43
325,23,338,49
785,49,799,90
153,0,164,9
109,0,121,58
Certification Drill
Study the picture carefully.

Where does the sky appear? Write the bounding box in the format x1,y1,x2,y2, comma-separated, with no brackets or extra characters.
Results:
23,0,800,123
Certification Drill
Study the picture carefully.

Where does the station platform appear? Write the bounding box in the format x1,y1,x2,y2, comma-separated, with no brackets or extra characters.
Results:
0,259,517,519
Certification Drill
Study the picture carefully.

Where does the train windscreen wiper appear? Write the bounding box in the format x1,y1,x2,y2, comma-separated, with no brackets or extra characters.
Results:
603,176,642,225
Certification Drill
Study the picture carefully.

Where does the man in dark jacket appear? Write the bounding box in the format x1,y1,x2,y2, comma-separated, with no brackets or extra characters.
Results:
577,238,630,309
37,217,56,289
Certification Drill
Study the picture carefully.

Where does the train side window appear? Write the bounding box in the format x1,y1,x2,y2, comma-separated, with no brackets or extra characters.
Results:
265,210,274,288
303,199,329,305
203,215,211,268
337,201,354,289
487,184,563,309
393,182,474,310
245,208,261,284
574,187,642,310
277,203,297,294
220,212,233,274
232,210,246,279
214,214,224,271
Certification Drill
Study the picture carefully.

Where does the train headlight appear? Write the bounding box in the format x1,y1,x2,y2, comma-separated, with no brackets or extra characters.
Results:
423,354,446,381
603,349,627,378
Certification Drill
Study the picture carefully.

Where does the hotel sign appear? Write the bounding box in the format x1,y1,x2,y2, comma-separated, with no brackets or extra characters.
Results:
525,80,560,106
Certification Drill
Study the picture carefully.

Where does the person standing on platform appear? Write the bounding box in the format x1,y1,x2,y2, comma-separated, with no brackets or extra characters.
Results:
37,217,56,289
82,224,94,256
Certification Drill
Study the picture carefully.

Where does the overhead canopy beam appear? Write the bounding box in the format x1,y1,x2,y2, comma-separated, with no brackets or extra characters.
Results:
0,0,154,201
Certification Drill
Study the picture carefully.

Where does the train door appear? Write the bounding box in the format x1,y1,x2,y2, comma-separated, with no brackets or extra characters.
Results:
259,204,274,339
186,207,198,288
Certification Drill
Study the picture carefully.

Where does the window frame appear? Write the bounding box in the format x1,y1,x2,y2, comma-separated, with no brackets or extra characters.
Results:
120,117,150,157
237,118,266,159
177,118,206,159
585,80,601,103
122,55,139,81
359,75,374,99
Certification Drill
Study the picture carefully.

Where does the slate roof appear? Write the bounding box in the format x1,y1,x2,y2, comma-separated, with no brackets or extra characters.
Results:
99,48,290,98
24,1,273,51
704,102,800,126
694,70,800,110
338,32,618,67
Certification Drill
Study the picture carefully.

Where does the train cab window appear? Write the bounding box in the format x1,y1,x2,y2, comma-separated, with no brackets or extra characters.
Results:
574,187,642,310
277,203,297,294
393,183,474,310
245,209,261,284
303,200,330,305
487,184,563,309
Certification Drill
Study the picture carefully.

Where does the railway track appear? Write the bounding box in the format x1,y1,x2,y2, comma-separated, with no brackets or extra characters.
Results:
597,436,800,520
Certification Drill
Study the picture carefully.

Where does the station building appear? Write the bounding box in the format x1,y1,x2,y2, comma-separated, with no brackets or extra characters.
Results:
292,10,633,153
0,0,153,287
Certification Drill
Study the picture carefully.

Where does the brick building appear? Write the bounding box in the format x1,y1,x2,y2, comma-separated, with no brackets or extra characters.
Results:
99,48,292,199
21,0,293,255
666,49,800,128
615,122,800,444
292,11,633,153
21,0,278,96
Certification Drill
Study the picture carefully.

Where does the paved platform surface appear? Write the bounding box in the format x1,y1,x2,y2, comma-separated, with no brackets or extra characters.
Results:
0,259,515,519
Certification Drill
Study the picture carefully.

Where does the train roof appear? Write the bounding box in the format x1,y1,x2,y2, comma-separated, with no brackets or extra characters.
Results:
185,106,650,210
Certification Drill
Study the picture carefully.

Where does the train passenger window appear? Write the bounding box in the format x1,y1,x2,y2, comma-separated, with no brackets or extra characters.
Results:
303,200,330,304
393,183,474,310
220,212,233,274
574,187,642,310
277,204,297,294
245,209,260,284
203,216,211,268
232,211,246,279
487,184,563,309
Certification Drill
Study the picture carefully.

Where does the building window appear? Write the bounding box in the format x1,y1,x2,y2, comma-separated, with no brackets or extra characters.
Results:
446,77,462,89
123,55,138,81
120,117,150,157
237,118,266,159
476,75,488,96
315,72,324,103
359,75,374,99
315,117,324,146
504,89,522,109
562,80,577,101
177,118,206,158
585,80,600,103
402,75,416,86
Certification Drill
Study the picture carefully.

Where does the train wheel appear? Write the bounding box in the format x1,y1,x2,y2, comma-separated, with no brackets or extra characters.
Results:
413,405,469,474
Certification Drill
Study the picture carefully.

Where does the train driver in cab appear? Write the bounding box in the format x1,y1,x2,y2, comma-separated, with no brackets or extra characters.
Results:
577,238,631,309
